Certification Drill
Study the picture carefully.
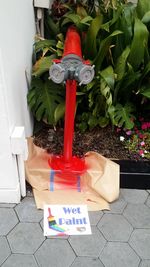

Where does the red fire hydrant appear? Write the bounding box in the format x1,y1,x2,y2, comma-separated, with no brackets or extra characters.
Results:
49,26,94,184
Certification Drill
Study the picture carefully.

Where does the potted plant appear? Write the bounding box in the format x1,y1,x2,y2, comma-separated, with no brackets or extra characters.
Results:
27,0,150,188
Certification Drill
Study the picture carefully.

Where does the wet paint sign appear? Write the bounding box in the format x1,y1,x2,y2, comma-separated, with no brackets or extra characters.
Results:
44,205,91,236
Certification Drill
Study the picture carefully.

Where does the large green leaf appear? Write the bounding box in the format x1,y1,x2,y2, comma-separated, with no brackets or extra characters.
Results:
34,40,56,53
54,102,65,124
142,11,150,24
100,66,115,90
140,86,150,99
45,15,60,36
114,103,135,129
62,13,81,27
99,66,115,107
128,18,149,70
85,15,103,59
115,46,130,81
112,4,135,60
94,30,122,72
122,63,141,89
32,55,55,77
27,78,65,125
136,0,150,19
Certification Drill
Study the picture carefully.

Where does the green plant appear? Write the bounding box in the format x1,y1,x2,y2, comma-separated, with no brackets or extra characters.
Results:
28,0,150,130
117,119,150,159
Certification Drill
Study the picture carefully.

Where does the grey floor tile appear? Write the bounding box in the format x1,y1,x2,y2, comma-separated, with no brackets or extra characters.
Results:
104,193,127,214
0,203,16,208
123,204,150,228
97,213,133,241
129,229,150,259
139,260,150,267
100,242,140,267
71,257,104,267
121,189,148,204
7,223,45,254
1,254,38,267
35,239,76,267
88,211,103,225
0,237,11,266
69,226,106,257
145,195,150,208
0,208,18,235
15,197,43,222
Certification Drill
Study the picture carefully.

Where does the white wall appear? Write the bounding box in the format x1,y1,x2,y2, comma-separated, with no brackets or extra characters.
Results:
0,0,35,137
0,0,35,202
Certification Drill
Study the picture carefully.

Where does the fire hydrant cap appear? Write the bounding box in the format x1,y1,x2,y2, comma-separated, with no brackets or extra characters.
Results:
78,65,95,85
49,64,65,84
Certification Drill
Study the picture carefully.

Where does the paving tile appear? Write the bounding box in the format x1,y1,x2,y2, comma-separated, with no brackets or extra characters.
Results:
71,257,104,267
121,189,148,204
15,197,43,222
123,204,150,228
145,195,150,208
0,203,16,208
7,223,45,254
104,193,127,214
35,239,75,267
0,237,11,266
69,226,106,257
100,242,140,267
0,208,18,235
1,254,38,267
129,229,150,259
88,211,103,225
139,260,150,267
97,214,133,241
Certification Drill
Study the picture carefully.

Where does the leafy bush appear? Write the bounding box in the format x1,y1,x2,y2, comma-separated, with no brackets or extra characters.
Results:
28,0,150,130
117,118,150,159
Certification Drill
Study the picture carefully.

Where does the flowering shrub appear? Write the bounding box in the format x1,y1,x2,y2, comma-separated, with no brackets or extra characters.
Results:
118,119,150,160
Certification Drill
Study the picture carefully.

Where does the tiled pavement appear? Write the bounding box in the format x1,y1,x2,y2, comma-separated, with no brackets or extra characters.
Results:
1,189,150,267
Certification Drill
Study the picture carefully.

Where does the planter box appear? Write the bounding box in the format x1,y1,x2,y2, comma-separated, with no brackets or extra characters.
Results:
113,160,150,190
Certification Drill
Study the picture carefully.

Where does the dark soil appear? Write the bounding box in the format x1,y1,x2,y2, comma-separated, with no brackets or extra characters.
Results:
34,125,131,160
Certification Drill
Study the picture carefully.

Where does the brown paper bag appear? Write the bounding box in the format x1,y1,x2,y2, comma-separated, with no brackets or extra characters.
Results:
25,138,120,211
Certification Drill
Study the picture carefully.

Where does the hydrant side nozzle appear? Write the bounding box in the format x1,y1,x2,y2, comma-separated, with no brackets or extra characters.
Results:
49,63,66,84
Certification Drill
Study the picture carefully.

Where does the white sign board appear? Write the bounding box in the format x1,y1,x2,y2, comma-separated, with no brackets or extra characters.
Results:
44,205,91,236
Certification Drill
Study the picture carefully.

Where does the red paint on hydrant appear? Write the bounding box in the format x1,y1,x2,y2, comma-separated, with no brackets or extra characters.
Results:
49,27,91,181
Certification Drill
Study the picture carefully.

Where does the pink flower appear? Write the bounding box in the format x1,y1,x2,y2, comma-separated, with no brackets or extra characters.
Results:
141,122,150,130
140,141,145,146
141,123,148,130
139,150,144,155
116,127,121,133
139,134,144,139
126,130,132,136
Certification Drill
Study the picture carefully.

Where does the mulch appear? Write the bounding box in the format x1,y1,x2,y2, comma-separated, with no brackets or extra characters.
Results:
33,125,131,160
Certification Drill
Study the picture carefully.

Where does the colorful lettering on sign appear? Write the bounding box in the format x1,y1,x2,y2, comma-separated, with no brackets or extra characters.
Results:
59,217,87,225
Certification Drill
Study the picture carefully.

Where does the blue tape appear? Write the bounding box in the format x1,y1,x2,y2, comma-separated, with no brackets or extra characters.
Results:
50,169,55,191
77,175,81,192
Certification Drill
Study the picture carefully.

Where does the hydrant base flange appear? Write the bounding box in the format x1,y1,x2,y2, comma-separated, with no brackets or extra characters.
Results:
49,155,87,174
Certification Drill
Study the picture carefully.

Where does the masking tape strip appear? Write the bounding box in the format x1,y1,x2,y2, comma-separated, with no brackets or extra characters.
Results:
50,169,55,191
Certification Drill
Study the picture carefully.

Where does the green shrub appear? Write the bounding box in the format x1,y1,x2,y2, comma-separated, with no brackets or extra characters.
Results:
28,0,150,130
